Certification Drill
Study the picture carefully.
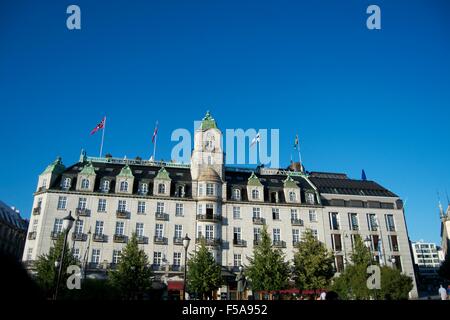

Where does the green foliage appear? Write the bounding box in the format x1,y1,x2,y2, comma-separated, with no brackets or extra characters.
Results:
245,225,290,292
109,233,153,300
350,235,372,266
64,279,120,300
379,266,413,300
293,229,335,290
34,232,79,299
187,240,222,300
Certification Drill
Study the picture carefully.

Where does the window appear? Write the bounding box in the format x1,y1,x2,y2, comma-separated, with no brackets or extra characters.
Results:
32,219,38,232
205,225,214,239
273,228,281,242
291,209,298,220
272,208,280,220
233,227,241,241
306,193,315,204
81,178,90,189
98,199,107,212
311,229,318,239
386,214,395,231
176,203,184,216
118,200,127,212
155,224,164,238
120,181,129,192
329,212,340,230
371,235,380,251
101,180,110,192
73,248,80,261
254,228,261,241
53,219,63,233
233,207,241,219
389,235,399,252
197,225,203,238
91,249,100,264
198,184,204,196
232,189,241,201
368,214,378,231
198,204,203,215
206,183,214,196
139,183,148,195
156,202,165,214
234,254,242,267
332,234,342,251
153,252,162,265
37,198,42,208
42,179,47,189
74,220,83,234
292,229,300,244
112,250,121,264
158,183,166,194
78,197,87,210
115,221,124,235
252,189,260,200
173,252,181,266
174,225,183,239
26,248,33,261
309,210,317,222
349,213,359,231
57,196,67,210
252,207,261,218
137,201,146,214
95,221,104,235
289,191,296,202
206,203,214,216
136,223,144,237
62,177,71,190
335,255,344,273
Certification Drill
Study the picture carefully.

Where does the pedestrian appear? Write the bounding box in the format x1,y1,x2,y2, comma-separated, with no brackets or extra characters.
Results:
438,285,448,300
320,291,327,300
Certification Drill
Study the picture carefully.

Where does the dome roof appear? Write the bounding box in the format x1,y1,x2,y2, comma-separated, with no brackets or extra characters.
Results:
198,166,221,182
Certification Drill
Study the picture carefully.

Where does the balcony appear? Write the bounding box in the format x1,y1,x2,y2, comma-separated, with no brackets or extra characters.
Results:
196,237,221,247
92,233,107,242
387,226,396,232
37,186,46,192
233,239,247,247
116,210,129,219
291,218,304,226
273,240,286,248
50,231,62,240
155,212,169,221
76,208,91,217
137,236,148,244
173,237,183,245
28,232,36,240
154,236,168,245
252,217,266,225
253,239,261,246
169,265,184,272
113,234,127,243
32,207,41,215
293,240,300,246
196,214,222,222
72,232,87,241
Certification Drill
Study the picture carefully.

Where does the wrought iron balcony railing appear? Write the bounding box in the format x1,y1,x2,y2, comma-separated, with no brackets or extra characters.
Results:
92,233,107,242
173,237,183,245
196,237,221,246
28,232,37,240
273,240,286,248
72,232,87,241
76,208,91,217
233,239,247,247
153,236,168,245
291,218,304,226
113,234,127,243
196,214,222,222
32,207,41,215
116,210,129,219
252,217,266,225
155,212,169,221
136,236,148,244
50,231,62,240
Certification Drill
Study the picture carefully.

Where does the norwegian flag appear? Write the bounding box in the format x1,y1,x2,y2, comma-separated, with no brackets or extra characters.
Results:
152,121,159,143
90,117,106,135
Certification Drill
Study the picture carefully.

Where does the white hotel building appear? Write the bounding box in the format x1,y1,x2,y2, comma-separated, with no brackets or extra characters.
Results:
23,112,418,299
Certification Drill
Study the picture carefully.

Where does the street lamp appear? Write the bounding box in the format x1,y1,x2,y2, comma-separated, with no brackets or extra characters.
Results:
182,234,191,301
391,256,396,268
54,211,75,300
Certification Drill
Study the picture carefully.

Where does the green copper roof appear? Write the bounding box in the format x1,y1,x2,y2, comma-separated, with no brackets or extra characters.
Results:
199,111,217,130
80,161,96,176
42,157,65,175
117,164,134,178
155,167,171,180
283,174,298,188
247,172,263,186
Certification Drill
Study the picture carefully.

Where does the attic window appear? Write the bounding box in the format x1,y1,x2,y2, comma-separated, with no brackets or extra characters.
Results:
176,173,183,176
135,170,143,174
236,177,244,181
270,179,278,183
105,168,114,172
149,171,156,175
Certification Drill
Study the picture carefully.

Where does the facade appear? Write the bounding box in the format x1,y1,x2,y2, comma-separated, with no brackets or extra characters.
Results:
0,200,28,260
22,112,418,298
412,241,444,293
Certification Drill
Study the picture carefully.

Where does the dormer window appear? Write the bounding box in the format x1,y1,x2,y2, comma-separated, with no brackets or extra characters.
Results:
120,181,129,192
81,178,90,189
206,183,214,196
232,189,241,201
158,183,166,194
252,189,260,200
306,192,315,205
62,177,71,190
139,183,148,195
101,180,110,192
289,191,296,202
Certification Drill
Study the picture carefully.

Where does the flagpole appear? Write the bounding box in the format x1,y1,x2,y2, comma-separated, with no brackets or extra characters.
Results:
99,116,106,158
152,123,158,161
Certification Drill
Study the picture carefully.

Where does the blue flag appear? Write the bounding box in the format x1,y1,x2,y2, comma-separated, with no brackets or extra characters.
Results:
361,169,367,181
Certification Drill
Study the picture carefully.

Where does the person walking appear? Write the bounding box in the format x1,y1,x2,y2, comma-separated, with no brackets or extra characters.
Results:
438,285,448,300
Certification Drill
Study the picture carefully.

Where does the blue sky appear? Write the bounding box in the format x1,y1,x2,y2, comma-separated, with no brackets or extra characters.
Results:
0,0,449,243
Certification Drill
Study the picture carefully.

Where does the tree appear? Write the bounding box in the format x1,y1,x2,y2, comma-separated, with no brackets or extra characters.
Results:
109,233,153,300
379,266,413,300
34,232,79,299
293,229,334,290
187,240,222,300
245,225,290,292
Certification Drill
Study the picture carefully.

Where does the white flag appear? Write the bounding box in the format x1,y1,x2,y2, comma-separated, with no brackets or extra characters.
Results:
250,132,261,147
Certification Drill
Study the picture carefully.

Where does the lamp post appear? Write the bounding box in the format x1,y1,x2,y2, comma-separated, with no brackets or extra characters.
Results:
54,211,75,300
182,234,191,301
364,236,372,258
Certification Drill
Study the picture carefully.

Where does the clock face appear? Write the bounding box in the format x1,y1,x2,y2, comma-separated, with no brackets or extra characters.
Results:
204,133,215,151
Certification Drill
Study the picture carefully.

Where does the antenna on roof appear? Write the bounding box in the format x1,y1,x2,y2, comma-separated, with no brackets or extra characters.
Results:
438,191,445,218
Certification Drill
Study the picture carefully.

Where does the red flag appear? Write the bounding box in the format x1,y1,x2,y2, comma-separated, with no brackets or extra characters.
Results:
152,121,159,143
90,117,105,135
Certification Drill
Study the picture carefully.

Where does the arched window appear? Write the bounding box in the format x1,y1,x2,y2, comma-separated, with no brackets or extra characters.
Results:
233,189,241,201
252,189,259,200
289,191,296,202
120,181,128,192
62,177,71,190
81,178,90,189
158,183,166,194
101,180,110,192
